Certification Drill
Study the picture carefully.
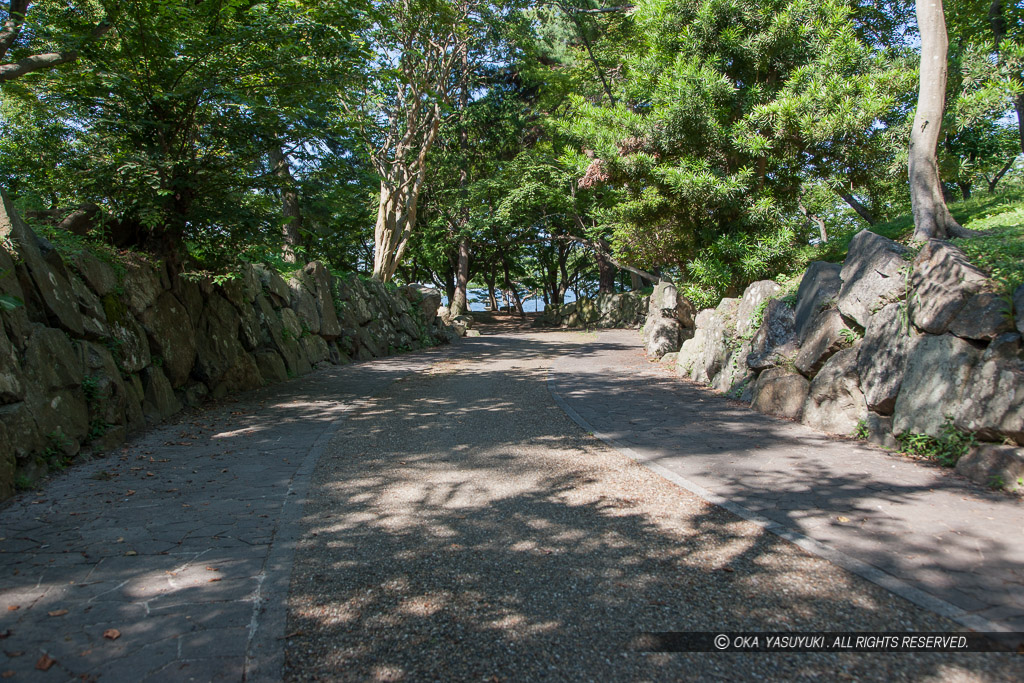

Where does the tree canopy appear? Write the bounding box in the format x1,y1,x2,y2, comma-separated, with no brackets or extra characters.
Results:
1,0,1021,304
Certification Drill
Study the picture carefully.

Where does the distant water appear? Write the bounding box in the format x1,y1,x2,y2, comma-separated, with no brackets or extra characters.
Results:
441,288,578,313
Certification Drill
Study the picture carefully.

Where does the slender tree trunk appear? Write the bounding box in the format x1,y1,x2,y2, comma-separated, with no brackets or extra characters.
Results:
630,272,642,291
799,199,829,243
451,238,470,315
957,181,972,200
269,145,302,264
502,260,525,318
910,0,967,241
986,155,1017,193
834,188,876,225
596,245,615,294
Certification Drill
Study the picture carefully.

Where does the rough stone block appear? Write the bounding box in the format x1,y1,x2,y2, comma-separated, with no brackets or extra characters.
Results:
751,366,809,421
838,230,909,328
802,347,866,435
909,240,988,334
955,444,1024,493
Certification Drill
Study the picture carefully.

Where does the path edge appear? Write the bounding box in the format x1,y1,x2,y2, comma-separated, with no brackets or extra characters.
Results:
545,369,1010,636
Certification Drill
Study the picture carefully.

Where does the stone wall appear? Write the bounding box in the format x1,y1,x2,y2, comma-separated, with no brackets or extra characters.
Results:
0,193,450,499
672,229,1024,493
533,291,649,329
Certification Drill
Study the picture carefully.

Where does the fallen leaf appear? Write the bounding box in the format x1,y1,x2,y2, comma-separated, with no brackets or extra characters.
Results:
124,550,137,556
48,609,69,617
125,490,136,497
4,651,23,658
35,654,56,670
721,566,735,573
102,629,121,641
5,607,17,612
205,567,219,572
208,577,222,583
837,516,851,523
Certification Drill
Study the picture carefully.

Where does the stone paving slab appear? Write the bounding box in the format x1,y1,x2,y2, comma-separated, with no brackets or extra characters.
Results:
0,345,458,681
548,330,1024,634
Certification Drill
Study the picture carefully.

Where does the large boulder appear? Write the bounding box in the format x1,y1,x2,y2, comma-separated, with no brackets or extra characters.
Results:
802,347,867,435
139,292,196,388
750,366,810,421
908,240,988,334
955,445,1024,493
735,280,782,339
643,316,685,360
0,321,24,404
676,326,709,381
288,271,321,335
648,281,695,327
121,258,166,317
698,298,740,383
746,299,798,371
838,230,910,329
141,365,181,423
68,272,110,339
794,262,843,343
399,284,442,327
256,295,309,375
304,261,341,340
193,294,244,386
794,308,850,377
955,336,1024,445
255,349,288,384
1,191,84,336
69,251,119,298
857,302,920,415
253,264,291,307
710,339,754,397
77,341,130,430
893,334,981,437
948,292,1014,341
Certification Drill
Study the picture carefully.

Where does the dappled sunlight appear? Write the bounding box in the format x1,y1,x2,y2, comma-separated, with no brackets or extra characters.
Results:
284,330,1019,680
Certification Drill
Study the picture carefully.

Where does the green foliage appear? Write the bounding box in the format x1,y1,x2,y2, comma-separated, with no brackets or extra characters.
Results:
952,199,1024,294
853,418,870,441
897,418,977,467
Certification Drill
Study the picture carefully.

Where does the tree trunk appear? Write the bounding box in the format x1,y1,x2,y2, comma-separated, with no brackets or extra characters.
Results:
596,246,615,294
799,199,829,243
502,260,525,318
986,155,1017,193
909,0,967,241
630,271,642,291
957,181,972,201
269,145,302,264
834,188,876,225
451,238,470,316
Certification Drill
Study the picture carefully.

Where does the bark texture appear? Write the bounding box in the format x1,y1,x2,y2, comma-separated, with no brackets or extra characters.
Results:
909,0,966,241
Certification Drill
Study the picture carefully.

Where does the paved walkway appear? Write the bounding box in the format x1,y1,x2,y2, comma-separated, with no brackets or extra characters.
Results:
0,346,457,681
0,325,1021,681
549,329,1024,634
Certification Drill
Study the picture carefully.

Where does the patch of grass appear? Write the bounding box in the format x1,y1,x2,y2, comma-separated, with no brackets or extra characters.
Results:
952,205,1024,295
896,417,977,467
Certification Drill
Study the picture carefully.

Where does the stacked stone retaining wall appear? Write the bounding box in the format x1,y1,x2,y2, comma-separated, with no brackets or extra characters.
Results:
0,192,449,498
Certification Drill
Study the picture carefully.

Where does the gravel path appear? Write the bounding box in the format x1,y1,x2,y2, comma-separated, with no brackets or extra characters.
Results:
284,329,1019,682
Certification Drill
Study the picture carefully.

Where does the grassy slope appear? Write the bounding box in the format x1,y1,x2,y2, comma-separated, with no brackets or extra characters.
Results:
817,188,1024,294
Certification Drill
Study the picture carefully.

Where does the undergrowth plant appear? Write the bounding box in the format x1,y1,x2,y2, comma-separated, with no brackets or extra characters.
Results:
896,417,977,467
